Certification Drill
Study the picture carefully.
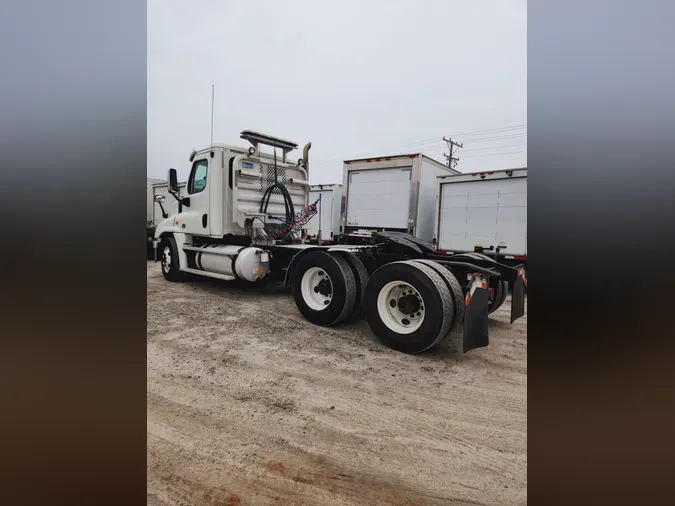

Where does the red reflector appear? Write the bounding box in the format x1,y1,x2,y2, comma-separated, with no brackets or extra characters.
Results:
345,161,351,164
471,173,477,176
384,157,391,160
409,154,416,158
487,172,494,174
366,159,372,162
374,158,381,161
437,249,447,254
514,255,527,261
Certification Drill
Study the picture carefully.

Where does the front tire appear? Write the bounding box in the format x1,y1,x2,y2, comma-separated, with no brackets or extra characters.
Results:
160,236,185,282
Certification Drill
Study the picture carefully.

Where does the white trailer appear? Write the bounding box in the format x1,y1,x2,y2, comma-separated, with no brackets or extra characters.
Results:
306,184,342,244
340,153,459,243
434,168,527,265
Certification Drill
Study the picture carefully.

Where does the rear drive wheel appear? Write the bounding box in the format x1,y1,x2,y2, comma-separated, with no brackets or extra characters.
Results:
488,280,508,313
160,236,185,282
410,260,464,338
292,251,356,326
364,261,453,354
341,252,370,320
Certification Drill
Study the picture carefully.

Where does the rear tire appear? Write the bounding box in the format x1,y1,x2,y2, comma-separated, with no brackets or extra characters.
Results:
465,252,508,313
488,280,508,313
160,236,186,282
364,261,453,354
292,251,356,326
341,253,370,320
409,260,465,338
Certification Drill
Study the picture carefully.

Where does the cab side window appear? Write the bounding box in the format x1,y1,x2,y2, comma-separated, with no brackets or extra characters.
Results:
188,159,208,194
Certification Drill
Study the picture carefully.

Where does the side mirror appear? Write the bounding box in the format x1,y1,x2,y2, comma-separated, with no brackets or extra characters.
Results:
154,194,168,219
166,167,190,208
168,168,179,194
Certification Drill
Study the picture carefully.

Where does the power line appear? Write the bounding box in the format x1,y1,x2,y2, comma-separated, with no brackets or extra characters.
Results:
457,132,527,144
310,145,527,171
310,138,523,170
461,149,526,159
307,124,527,171
319,125,526,159
447,124,527,138
464,142,527,153
426,142,527,155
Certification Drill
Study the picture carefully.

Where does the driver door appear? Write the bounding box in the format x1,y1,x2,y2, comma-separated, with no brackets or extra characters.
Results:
176,157,211,235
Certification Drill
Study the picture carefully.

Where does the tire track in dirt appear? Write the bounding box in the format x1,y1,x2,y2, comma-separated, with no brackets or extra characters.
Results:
147,262,527,505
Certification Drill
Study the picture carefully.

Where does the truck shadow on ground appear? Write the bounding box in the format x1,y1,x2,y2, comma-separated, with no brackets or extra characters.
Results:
185,276,291,295
176,276,521,364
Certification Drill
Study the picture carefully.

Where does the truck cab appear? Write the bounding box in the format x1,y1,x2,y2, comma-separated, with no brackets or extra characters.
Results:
155,131,310,242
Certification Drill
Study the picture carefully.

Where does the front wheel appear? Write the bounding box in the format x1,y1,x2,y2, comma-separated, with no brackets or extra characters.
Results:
160,236,185,282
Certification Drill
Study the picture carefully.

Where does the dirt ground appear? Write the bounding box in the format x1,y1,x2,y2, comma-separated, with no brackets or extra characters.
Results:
147,261,527,506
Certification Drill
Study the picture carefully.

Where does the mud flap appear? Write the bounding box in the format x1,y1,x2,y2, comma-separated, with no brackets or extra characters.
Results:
510,266,527,324
463,275,490,353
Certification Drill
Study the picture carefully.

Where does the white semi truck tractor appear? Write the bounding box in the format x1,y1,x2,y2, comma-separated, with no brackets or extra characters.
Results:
152,130,526,354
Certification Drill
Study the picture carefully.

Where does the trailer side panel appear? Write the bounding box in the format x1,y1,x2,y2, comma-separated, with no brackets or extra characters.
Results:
416,157,457,243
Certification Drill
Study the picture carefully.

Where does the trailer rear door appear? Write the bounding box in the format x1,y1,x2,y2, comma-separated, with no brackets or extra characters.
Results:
438,176,527,255
346,167,412,229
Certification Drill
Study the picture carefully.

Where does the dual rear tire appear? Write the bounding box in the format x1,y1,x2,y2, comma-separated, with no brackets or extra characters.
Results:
291,251,367,326
292,253,468,354
363,261,464,354
454,252,509,313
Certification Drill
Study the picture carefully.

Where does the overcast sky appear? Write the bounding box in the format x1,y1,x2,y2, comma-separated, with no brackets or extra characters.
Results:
148,0,526,183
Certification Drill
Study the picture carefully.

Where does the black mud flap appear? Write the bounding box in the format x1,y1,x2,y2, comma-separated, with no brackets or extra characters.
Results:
463,280,490,353
510,268,527,324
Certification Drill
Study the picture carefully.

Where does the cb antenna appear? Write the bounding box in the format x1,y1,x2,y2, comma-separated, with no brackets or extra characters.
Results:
209,84,215,158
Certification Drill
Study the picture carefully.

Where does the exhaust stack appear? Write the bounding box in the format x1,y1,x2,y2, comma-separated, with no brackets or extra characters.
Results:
302,142,311,176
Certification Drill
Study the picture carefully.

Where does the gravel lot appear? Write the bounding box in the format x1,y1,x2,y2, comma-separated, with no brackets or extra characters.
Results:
147,261,527,506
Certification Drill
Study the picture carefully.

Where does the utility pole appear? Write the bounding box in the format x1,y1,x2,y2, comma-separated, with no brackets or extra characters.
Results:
443,136,463,169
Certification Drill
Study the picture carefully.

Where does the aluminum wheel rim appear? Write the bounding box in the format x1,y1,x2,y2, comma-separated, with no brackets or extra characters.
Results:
300,267,333,311
377,281,425,334
162,246,172,273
